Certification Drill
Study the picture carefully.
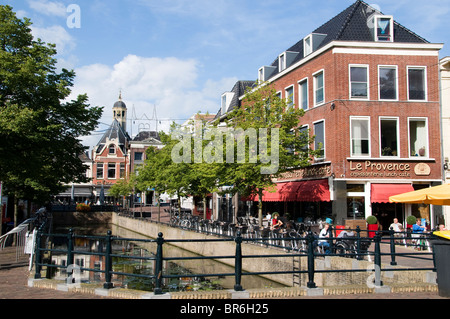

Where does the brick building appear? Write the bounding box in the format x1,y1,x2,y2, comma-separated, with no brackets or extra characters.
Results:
222,1,445,230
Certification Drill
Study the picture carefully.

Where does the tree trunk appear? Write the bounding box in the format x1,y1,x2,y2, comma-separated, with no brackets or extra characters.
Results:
157,192,161,223
258,188,263,227
203,195,207,220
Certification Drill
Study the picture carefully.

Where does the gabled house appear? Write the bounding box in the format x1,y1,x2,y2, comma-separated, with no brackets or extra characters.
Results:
217,0,445,230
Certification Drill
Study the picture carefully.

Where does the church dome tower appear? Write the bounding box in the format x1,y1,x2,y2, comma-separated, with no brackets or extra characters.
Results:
112,92,127,132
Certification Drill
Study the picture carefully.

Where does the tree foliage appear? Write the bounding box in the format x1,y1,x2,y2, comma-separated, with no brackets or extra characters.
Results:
0,5,102,204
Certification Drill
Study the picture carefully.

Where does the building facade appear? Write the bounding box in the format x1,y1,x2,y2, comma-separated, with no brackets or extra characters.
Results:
219,1,445,230
440,57,450,228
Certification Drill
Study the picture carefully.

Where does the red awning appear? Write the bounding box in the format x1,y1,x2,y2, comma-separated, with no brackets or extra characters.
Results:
250,180,330,202
371,184,414,203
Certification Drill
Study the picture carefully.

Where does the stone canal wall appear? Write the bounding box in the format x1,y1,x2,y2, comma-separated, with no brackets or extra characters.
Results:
111,213,435,288
52,211,112,226
112,213,294,286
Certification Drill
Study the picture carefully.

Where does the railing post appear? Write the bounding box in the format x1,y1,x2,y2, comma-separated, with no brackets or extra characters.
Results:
234,231,243,292
389,227,397,266
34,225,43,279
356,226,362,260
374,231,383,287
103,230,114,289
154,232,164,295
66,228,74,282
306,232,316,289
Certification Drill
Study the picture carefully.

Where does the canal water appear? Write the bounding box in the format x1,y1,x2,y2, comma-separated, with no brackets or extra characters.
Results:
50,224,285,292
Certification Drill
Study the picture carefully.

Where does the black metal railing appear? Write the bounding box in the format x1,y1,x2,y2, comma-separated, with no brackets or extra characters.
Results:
33,226,437,295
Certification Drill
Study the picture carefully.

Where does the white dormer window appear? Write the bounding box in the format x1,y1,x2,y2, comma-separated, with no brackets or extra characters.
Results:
374,15,394,42
221,92,234,115
279,53,286,71
304,35,312,56
303,33,326,57
221,95,227,115
258,68,264,82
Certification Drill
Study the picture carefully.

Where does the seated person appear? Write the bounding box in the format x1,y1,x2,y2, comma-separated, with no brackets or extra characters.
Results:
412,219,426,234
318,223,332,254
337,228,354,238
270,213,283,230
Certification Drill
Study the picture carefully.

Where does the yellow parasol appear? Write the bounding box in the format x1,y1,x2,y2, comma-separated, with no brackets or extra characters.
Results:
389,183,450,206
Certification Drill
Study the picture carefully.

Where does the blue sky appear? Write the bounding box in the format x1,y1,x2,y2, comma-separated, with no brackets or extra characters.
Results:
5,0,450,149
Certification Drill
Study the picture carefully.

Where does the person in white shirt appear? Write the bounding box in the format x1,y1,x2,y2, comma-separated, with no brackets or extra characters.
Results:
318,223,331,254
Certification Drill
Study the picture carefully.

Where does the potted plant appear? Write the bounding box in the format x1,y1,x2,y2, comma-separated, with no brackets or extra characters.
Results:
406,215,417,228
76,203,91,213
366,215,378,238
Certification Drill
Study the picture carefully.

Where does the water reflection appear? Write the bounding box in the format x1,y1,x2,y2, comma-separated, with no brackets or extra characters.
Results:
49,225,285,292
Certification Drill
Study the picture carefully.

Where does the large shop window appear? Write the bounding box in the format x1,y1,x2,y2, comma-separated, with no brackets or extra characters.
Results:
409,118,428,157
351,117,370,156
380,118,399,157
379,66,398,100
314,120,325,159
408,67,427,101
350,65,369,99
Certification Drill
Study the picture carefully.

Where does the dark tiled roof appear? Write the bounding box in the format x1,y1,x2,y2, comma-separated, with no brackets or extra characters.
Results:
132,131,160,142
214,80,256,120
96,119,130,154
267,0,429,73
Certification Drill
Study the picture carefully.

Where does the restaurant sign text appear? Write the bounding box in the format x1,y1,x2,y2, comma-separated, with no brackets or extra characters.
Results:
349,161,411,178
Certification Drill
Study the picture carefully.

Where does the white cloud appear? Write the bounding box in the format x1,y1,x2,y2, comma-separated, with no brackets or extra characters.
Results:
30,25,76,55
70,55,236,147
27,0,66,17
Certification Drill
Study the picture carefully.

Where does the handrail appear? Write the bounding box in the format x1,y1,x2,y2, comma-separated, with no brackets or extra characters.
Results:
33,225,437,295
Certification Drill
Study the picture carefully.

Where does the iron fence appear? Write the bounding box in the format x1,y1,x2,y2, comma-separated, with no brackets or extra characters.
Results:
33,226,437,295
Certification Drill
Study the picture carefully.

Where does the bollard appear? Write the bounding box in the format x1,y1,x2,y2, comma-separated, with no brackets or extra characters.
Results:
34,225,43,279
356,226,362,260
306,232,316,289
66,229,74,283
374,231,383,287
389,227,397,266
234,231,244,292
103,230,114,289
154,232,164,295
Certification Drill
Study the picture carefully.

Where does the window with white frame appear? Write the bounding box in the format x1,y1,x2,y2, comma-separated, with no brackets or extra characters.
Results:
351,117,370,157
279,53,286,71
109,144,115,154
314,70,325,106
374,15,394,42
350,65,369,99
304,35,312,56
379,66,398,100
380,118,399,157
298,78,308,111
120,163,126,178
408,67,427,101
409,118,428,157
299,125,309,152
314,120,325,159
96,163,104,179
285,85,294,108
108,163,116,179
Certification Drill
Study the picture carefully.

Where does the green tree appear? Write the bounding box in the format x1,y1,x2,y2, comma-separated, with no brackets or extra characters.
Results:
0,6,102,223
219,83,318,225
